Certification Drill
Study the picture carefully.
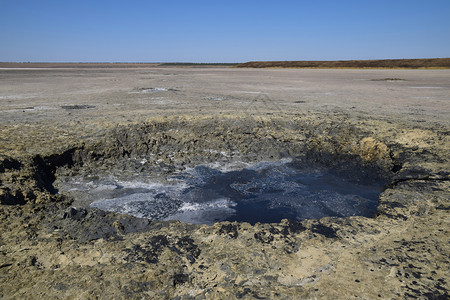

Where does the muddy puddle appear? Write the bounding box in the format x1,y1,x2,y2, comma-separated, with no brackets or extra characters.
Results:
56,159,385,225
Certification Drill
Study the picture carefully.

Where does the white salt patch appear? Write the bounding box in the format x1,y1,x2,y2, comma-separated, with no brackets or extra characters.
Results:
91,184,118,192
129,87,168,94
164,198,237,225
178,198,236,212
186,161,251,173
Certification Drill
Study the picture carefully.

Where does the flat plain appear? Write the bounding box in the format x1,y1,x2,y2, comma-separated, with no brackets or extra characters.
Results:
1,67,449,126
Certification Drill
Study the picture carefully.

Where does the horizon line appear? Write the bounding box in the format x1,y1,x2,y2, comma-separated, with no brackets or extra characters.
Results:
1,57,450,64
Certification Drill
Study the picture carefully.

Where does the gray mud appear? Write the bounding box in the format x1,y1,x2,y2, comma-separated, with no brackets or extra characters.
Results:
58,159,385,225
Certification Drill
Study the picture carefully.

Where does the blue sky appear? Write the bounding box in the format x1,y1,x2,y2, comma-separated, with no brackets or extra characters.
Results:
1,0,449,62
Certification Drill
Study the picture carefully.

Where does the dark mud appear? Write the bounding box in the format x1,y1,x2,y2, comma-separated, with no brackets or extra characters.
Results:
61,105,96,110
70,159,386,225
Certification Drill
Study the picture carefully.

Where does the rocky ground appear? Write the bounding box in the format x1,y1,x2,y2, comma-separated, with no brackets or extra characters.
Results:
0,67,449,299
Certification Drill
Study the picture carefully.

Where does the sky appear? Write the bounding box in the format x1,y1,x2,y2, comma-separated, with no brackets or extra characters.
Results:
1,0,449,63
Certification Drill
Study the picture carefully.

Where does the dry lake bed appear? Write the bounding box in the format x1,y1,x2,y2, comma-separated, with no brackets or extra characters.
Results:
0,67,449,299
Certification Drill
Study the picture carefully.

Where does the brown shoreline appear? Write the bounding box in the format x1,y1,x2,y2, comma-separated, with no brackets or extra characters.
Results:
236,58,450,69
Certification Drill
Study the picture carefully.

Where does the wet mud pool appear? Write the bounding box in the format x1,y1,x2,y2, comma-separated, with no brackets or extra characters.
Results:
0,67,449,299
57,159,385,225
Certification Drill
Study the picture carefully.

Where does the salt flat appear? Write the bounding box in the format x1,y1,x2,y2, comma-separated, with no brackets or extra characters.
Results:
0,68,449,126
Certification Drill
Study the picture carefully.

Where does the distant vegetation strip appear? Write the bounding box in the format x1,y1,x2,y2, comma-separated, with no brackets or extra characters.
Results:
236,58,450,69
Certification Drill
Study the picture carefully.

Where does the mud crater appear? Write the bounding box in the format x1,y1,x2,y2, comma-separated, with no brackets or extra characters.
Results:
51,117,393,225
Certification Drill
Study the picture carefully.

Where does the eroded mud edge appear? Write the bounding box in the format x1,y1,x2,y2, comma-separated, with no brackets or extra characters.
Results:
1,113,449,299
